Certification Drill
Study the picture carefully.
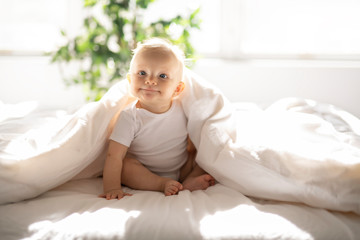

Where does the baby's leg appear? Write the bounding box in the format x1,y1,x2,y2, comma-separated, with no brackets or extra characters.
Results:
121,157,183,196
179,149,196,182
179,145,216,192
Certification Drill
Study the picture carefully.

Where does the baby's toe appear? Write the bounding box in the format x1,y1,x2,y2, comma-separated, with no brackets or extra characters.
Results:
164,180,182,196
204,174,214,181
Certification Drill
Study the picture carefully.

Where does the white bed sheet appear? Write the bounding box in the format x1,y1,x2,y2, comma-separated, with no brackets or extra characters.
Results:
1,177,359,240
1,70,359,215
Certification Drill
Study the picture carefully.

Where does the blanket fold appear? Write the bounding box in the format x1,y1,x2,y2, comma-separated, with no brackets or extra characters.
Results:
1,69,359,214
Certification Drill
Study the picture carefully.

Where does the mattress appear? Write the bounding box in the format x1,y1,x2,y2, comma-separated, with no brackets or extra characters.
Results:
1,177,359,240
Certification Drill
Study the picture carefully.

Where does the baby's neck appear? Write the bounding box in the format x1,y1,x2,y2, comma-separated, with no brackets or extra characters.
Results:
136,100,172,114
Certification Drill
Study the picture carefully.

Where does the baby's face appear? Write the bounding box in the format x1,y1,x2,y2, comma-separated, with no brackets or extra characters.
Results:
128,48,184,113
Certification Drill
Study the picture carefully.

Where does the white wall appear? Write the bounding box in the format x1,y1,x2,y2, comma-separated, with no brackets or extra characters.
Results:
1,56,360,118
0,56,85,109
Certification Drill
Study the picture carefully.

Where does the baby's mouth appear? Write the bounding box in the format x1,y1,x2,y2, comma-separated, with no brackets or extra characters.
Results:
141,88,159,92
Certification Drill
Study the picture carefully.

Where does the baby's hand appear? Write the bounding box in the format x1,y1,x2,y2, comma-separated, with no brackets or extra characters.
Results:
99,189,132,200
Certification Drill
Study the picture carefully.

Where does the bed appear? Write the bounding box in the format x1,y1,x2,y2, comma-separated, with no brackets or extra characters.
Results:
1,69,360,240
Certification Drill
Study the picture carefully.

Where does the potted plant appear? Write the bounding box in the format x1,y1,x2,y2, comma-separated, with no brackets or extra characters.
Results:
51,0,200,101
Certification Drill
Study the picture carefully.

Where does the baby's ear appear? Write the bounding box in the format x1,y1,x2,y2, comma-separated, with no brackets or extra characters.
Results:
174,81,185,97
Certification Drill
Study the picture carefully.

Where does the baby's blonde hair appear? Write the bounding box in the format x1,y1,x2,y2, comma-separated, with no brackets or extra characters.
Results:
129,38,186,78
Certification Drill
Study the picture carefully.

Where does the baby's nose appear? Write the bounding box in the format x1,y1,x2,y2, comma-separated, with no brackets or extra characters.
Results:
145,77,157,85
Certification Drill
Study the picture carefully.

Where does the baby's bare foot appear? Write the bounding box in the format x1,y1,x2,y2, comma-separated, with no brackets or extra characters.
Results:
182,174,216,192
163,179,183,196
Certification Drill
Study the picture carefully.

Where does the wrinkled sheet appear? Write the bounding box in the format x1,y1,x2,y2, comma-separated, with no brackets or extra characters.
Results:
0,69,360,215
1,178,359,240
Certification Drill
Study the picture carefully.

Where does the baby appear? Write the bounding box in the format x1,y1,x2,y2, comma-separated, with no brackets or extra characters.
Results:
100,38,215,200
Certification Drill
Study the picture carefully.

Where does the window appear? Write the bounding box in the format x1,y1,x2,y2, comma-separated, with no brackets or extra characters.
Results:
206,0,360,60
0,0,82,55
1,0,359,60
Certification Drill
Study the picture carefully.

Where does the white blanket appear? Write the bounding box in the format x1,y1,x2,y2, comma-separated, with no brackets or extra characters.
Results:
1,69,359,214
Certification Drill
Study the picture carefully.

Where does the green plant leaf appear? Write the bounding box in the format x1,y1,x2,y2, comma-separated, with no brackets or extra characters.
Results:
84,0,98,7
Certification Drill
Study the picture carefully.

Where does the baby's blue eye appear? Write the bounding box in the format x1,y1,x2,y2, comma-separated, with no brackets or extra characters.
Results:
159,74,167,79
139,71,146,76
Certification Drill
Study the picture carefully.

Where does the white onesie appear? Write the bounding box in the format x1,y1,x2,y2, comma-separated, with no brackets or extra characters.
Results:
109,99,188,180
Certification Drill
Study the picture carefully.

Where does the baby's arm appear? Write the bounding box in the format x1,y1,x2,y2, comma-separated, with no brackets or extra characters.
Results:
99,140,132,200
